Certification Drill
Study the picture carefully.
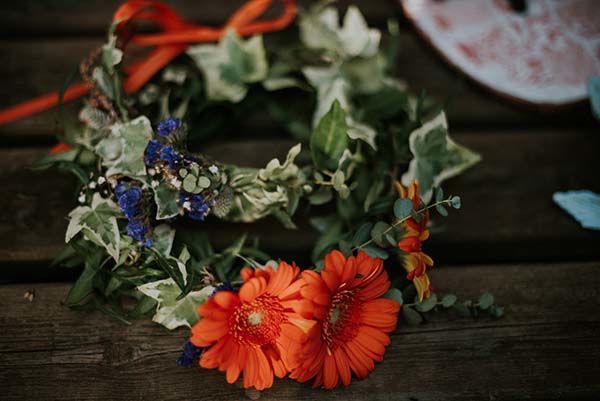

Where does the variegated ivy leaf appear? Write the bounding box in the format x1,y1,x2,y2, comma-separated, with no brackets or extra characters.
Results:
299,4,381,59
65,193,121,262
402,112,481,202
258,143,302,182
152,224,176,256
101,33,123,74
95,116,153,178
153,182,181,220
137,279,215,330
303,66,379,150
187,29,268,103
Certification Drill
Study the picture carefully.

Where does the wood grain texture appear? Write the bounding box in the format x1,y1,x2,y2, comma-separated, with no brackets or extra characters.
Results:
1,261,599,400
0,0,399,36
0,33,594,140
1,130,599,274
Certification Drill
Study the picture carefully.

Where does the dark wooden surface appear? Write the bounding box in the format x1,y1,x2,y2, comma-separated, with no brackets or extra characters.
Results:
0,1,599,400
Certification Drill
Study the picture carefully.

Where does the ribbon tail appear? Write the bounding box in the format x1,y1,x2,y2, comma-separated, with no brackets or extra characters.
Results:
0,83,88,126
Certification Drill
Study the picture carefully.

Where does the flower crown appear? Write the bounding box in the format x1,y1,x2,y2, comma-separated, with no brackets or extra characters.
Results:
33,0,502,392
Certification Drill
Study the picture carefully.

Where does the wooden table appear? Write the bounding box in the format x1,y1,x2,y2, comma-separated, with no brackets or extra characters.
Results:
1,1,599,400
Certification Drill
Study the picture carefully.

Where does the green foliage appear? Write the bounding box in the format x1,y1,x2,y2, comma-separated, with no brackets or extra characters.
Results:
402,112,481,202
187,29,268,102
153,182,180,220
393,198,413,220
65,194,121,262
310,99,348,171
137,279,214,329
95,116,153,178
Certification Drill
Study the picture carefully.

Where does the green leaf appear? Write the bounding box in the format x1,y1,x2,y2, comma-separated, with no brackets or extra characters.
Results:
152,224,176,256
310,99,348,171
352,222,373,247
187,29,267,103
338,239,353,257
150,249,188,292
478,292,494,310
95,116,153,178
435,203,448,217
312,220,343,262
362,245,388,260
154,182,180,220
415,292,438,312
65,194,121,262
214,234,247,282
370,221,391,247
441,294,457,308
401,305,423,326
384,288,403,305
64,257,101,305
450,196,461,209
137,278,214,330
309,187,334,205
402,112,481,202
490,305,505,318
394,198,413,220
453,302,472,318
435,187,444,203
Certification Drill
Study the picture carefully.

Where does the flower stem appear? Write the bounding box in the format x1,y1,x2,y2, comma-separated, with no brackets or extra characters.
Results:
354,198,453,250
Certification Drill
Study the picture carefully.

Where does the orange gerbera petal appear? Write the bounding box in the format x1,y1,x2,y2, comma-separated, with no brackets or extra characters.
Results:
291,250,400,389
189,261,313,391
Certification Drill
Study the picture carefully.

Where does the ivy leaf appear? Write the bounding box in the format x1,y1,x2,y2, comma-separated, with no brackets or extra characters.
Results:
187,29,268,103
152,224,176,256
150,249,188,292
65,194,121,262
214,234,247,282
95,116,153,178
154,182,181,220
394,198,413,220
137,279,214,330
64,250,103,305
310,99,348,170
402,112,481,202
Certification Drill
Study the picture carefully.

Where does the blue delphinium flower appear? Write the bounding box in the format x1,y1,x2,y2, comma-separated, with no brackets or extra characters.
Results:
180,192,210,221
159,145,180,169
157,117,182,137
176,340,202,367
144,139,162,165
118,186,142,219
114,182,127,198
126,219,153,248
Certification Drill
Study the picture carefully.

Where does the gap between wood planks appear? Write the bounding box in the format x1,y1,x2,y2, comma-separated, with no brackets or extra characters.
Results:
1,261,599,401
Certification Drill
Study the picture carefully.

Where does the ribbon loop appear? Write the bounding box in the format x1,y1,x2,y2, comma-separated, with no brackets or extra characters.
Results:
0,0,297,126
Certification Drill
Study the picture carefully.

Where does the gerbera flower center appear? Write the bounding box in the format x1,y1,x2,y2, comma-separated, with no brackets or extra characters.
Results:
230,294,286,346
322,289,362,350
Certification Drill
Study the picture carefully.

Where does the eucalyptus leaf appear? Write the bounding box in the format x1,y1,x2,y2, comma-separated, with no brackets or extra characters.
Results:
478,292,494,310
384,288,403,305
362,245,388,260
394,198,413,220
352,222,373,247
441,294,457,308
401,305,423,326
414,292,438,312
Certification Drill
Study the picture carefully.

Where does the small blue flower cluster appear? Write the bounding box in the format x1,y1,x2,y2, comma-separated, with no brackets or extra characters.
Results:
157,117,182,137
115,183,153,247
144,140,182,170
179,192,211,221
176,340,202,367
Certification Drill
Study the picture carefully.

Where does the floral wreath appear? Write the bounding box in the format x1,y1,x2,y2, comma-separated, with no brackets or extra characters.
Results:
7,0,503,392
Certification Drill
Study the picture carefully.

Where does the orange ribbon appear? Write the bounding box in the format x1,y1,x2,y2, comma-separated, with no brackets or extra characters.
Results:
0,0,296,126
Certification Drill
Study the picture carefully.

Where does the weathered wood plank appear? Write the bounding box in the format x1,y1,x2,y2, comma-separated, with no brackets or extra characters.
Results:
0,130,599,273
1,261,599,400
0,0,399,36
1,32,594,140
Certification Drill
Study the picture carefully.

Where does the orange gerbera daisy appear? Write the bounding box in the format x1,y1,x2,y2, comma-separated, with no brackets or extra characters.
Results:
395,180,434,301
290,250,400,389
189,261,314,390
